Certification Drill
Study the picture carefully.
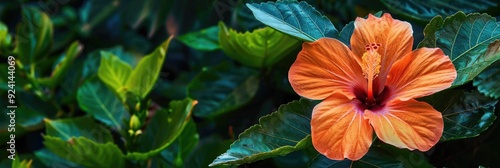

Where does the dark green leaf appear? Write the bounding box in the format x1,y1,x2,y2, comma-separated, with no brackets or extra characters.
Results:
187,63,259,118
186,135,232,168
309,144,432,168
125,37,172,98
246,0,338,41
418,12,500,86
381,0,496,22
79,0,119,35
473,41,500,98
97,51,133,99
43,136,125,168
37,41,83,88
161,120,199,167
210,99,316,166
422,89,497,141
218,22,300,68
44,116,113,143
34,148,83,168
178,26,220,51
126,98,197,160
122,0,174,37
77,79,128,131
15,7,53,65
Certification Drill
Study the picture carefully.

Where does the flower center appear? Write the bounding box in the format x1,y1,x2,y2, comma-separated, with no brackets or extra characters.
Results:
360,43,381,106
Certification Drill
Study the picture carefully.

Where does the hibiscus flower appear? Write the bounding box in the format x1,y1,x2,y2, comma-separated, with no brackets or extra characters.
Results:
288,13,457,160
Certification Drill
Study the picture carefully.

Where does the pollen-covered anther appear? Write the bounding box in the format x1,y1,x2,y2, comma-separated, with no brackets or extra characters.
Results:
361,43,382,79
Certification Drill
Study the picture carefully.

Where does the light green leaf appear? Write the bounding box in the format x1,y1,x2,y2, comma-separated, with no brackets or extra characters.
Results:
381,0,496,22
0,22,12,55
97,51,133,98
421,89,497,141
12,156,32,168
187,63,259,118
82,46,138,80
218,22,300,68
161,120,199,167
473,41,500,99
125,37,172,98
43,136,125,168
309,144,432,168
37,41,83,88
77,79,128,131
210,99,317,166
126,98,197,160
44,116,113,143
15,7,53,65
178,26,220,51
418,12,500,86
246,0,338,41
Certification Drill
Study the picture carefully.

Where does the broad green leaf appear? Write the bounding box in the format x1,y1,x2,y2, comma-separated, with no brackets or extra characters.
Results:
15,7,53,65
77,79,128,131
44,116,113,143
97,51,133,98
43,136,125,168
473,41,500,99
125,37,172,98
246,0,338,41
178,26,220,51
126,98,197,160
161,120,199,167
37,41,83,88
421,89,497,141
338,11,383,45
381,0,496,22
210,99,317,166
83,46,138,80
0,22,12,55
218,22,300,68
187,63,259,118
34,148,83,168
418,12,500,86
309,144,432,168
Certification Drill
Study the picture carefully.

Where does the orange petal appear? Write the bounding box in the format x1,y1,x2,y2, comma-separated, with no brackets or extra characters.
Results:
386,48,456,101
364,99,443,151
311,93,373,160
351,13,413,92
289,38,366,100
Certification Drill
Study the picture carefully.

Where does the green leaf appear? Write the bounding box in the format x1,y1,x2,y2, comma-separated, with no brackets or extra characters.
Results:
122,0,174,37
125,37,172,98
79,0,120,35
473,41,500,99
161,120,199,167
97,51,133,98
187,63,259,118
246,0,338,41
421,89,497,141
37,41,83,88
418,12,500,86
83,46,138,80
0,22,12,55
126,98,197,160
210,99,317,166
218,22,300,68
15,7,53,65
178,26,220,51
12,156,32,168
77,79,128,131
34,148,83,168
44,116,113,143
381,0,496,22
43,136,125,168
309,144,432,168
